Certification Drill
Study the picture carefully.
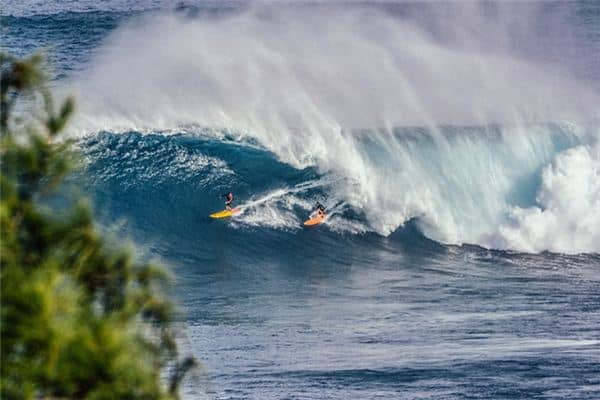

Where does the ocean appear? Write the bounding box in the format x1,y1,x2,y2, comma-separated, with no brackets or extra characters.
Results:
2,1,599,398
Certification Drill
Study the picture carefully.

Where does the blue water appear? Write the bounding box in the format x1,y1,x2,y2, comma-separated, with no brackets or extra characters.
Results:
3,2,600,399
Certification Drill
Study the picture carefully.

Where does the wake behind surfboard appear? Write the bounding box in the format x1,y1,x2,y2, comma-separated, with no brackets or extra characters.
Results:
210,208,240,219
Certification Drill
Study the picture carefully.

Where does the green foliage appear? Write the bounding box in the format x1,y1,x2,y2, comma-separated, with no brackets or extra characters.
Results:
1,53,195,399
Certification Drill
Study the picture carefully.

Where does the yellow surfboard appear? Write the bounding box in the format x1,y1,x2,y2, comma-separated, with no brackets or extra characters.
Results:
303,213,326,226
210,208,240,219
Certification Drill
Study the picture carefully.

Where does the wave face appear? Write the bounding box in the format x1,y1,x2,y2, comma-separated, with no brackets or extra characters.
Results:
81,125,599,254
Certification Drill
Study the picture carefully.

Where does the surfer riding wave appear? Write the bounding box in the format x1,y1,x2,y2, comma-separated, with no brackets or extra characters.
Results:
223,192,234,210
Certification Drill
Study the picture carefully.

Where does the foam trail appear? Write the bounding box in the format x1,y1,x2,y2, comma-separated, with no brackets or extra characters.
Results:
238,188,289,212
232,178,345,230
238,178,340,211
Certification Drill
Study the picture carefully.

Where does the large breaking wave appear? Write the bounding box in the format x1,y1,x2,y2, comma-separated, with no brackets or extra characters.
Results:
66,3,600,254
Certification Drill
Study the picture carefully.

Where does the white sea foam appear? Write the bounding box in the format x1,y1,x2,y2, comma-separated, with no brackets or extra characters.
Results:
496,142,600,254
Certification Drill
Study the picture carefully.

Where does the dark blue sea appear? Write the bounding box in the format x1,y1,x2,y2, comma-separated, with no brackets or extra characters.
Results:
2,1,600,398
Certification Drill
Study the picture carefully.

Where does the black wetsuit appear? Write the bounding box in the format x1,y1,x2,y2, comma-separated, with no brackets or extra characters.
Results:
315,203,325,214
225,193,234,209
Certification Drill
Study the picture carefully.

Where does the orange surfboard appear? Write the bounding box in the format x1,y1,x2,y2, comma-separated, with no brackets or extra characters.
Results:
303,213,326,226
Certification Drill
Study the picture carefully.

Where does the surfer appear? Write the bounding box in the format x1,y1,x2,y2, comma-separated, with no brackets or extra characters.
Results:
223,192,234,210
314,202,326,217
303,202,327,226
